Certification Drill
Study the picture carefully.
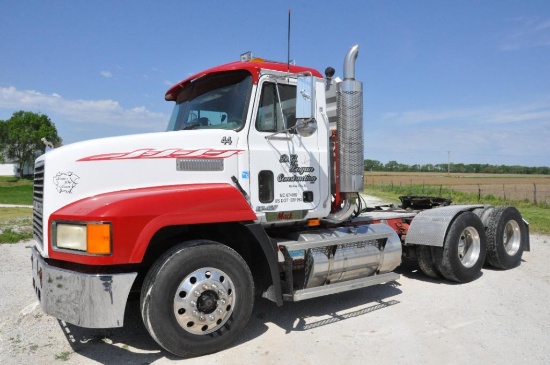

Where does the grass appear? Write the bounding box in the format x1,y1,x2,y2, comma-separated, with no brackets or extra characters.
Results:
0,207,33,243
0,176,33,205
364,183,550,235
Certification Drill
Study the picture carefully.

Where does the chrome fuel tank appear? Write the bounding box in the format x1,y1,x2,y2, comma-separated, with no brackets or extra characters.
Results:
287,223,402,288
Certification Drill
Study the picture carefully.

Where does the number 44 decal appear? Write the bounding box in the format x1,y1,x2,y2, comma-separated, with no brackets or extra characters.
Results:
221,136,232,145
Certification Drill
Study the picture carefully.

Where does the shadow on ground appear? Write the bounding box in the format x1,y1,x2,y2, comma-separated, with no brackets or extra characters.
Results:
58,282,402,363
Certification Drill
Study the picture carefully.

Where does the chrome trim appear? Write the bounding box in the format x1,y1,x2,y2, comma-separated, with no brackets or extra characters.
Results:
343,44,359,80
31,247,137,328
324,195,357,223
405,205,484,247
284,272,399,302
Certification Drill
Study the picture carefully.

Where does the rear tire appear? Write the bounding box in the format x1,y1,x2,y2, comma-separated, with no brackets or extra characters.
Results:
140,240,254,358
416,245,443,279
433,212,486,283
485,206,525,269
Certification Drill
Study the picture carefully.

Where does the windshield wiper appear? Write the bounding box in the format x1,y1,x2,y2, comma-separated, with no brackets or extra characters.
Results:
182,123,201,130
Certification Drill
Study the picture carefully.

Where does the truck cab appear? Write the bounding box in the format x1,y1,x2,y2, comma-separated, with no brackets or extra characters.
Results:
164,58,331,224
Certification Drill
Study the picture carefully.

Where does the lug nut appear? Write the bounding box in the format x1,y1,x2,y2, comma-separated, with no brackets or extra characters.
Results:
202,284,209,290
190,301,196,307
194,290,201,297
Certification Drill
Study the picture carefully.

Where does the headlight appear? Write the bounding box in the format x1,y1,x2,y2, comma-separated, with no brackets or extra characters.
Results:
53,222,112,255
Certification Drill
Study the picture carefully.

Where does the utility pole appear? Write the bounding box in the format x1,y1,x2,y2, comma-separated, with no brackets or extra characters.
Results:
447,151,451,173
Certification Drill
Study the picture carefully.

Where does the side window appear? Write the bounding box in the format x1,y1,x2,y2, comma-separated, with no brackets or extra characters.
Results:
255,83,297,133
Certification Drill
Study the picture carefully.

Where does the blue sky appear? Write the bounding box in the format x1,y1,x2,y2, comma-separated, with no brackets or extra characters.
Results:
1,0,549,167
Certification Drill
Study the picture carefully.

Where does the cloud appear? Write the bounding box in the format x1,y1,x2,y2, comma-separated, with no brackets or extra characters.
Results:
100,70,113,78
0,86,167,131
500,17,550,50
370,99,550,166
381,99,550,126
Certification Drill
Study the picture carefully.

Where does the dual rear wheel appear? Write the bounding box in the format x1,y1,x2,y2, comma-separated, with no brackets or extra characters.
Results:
416,207,526,283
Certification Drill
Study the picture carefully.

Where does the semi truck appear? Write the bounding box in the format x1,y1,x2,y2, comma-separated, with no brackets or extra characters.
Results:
31,45,529,357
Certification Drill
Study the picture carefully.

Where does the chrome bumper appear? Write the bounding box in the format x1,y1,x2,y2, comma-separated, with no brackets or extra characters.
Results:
31,246,137,328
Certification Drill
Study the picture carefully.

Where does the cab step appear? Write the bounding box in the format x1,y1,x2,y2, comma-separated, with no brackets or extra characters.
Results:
283,272,400,302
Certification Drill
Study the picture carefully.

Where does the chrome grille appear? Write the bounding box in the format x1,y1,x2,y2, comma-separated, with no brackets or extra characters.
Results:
33,160,44,249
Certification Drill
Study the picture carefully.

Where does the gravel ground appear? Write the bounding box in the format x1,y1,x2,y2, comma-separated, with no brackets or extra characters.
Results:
0,233,549,365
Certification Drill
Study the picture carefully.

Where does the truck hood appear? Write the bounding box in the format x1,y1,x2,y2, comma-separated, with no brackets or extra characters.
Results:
37,130,244,215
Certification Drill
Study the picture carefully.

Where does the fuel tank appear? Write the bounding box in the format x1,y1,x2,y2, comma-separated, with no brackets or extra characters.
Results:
286,223,402,289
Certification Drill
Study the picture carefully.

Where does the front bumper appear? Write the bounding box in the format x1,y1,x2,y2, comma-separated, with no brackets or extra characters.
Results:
31,246,137,328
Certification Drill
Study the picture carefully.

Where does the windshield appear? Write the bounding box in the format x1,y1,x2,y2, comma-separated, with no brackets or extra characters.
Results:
166,70,252,131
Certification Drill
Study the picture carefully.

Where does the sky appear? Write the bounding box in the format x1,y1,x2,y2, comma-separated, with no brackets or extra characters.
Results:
1,0,549,167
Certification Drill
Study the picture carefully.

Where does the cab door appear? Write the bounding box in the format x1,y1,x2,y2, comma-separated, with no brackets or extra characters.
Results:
247,75,321,223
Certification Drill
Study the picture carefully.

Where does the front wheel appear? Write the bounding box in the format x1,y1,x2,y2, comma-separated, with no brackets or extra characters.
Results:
140,240,254,358
433,212,487,283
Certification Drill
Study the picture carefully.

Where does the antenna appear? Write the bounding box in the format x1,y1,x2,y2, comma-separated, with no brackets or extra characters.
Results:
287,9,291,72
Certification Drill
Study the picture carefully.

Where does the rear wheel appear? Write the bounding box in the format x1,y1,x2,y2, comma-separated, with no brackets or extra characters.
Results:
485,206,525,269
140,240,254,358
433,212,486,283
416,245,443,279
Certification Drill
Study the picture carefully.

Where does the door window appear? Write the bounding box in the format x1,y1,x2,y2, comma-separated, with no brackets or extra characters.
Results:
255,83,297,133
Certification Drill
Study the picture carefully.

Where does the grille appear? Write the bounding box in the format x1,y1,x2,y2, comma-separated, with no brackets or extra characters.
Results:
33,160,44,249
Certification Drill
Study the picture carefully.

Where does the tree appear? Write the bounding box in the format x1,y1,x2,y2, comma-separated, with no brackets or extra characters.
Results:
0,111,62,178
364,159,383,171
385,160,399,171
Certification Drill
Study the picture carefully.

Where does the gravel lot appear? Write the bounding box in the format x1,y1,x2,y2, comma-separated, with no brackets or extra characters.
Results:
1,235,549,365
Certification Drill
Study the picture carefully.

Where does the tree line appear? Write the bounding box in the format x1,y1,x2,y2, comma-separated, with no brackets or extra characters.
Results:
0,111,62,178
364,159,550,175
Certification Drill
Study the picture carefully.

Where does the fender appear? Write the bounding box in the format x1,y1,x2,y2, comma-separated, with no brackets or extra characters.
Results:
405,205,484,247
49,184,257,265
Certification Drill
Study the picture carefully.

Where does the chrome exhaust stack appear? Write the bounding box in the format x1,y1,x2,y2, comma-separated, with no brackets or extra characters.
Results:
326,45,364,223
338,44,364,194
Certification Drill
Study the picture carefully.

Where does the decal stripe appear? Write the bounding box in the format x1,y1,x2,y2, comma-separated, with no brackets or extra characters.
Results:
78,148,244,161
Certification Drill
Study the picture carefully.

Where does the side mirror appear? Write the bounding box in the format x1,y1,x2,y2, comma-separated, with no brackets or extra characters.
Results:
296,75,316,119
296,75,317,137
296,118,317,137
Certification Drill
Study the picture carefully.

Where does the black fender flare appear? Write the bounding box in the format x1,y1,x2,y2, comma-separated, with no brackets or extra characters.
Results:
245,223,283,306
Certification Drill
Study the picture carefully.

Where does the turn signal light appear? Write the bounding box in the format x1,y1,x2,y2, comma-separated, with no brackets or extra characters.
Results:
87,224,111,255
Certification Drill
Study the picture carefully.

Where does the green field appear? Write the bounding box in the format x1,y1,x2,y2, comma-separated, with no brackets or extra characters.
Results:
0,176,33,205
0,207,32,243
364,172,550,235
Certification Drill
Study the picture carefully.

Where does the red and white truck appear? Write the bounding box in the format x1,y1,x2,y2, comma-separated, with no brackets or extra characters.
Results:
31,45,529,357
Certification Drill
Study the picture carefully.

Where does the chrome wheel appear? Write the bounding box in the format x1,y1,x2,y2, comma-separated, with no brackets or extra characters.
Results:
503,219,521,256
173,267,235,335
457,226,481,268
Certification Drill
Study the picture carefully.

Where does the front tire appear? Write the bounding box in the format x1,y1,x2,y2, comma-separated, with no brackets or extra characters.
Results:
433,212,487,283
140,240,254,358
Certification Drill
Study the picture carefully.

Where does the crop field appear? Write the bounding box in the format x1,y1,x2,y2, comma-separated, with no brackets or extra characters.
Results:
364,172,550,205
